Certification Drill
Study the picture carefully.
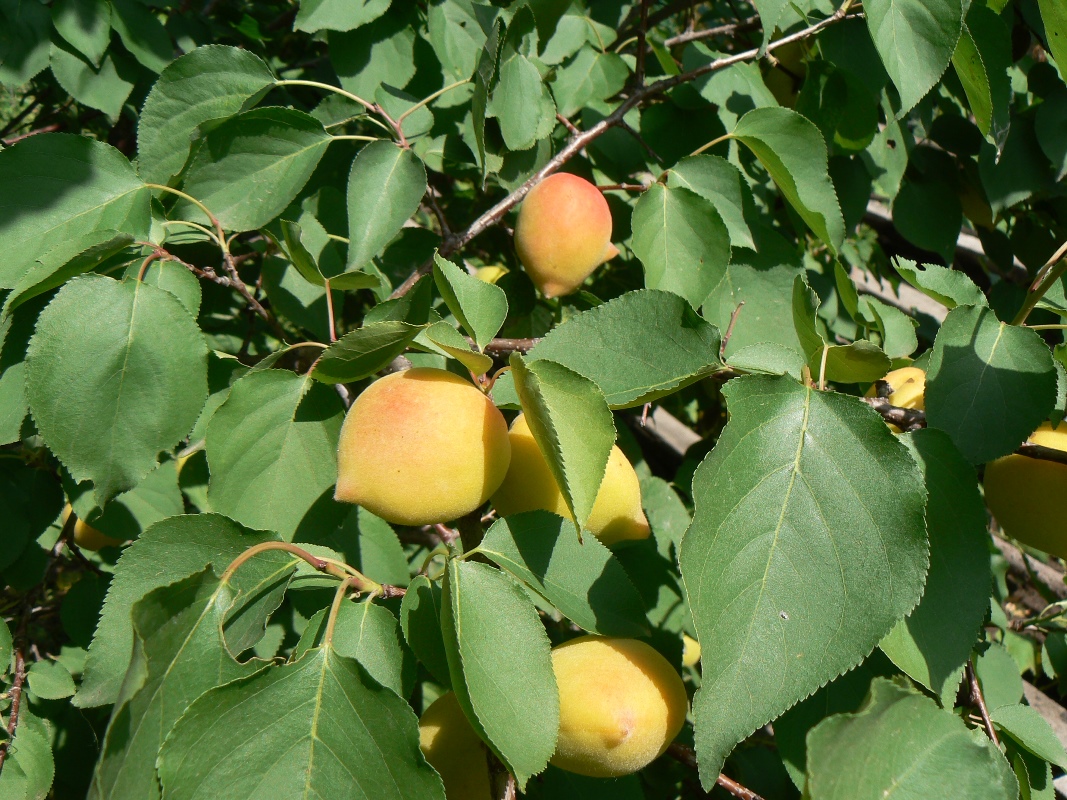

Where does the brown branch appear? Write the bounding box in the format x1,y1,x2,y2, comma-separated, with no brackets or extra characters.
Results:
388,5,861,300
481,337,540,356
720,301,745,359
857,396,927,432
1,123,60,146
555,113,581,136
967,660,1000,746
0,612,29,777
666,743,766,800
664,15,762,47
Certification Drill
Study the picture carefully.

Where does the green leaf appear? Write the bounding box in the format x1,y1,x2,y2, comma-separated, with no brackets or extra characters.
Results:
433,253,508,350
0,0,51,87
421,320,494,375
864,296,918,360
509,355,616,532
324,507,410,587
0,619,10,677
488,9,556,151
952,5,1011,150
49,41,137,119
26,275,208,505
864,0,966,115
926,304,1057,464
705,260,804,359
329,11,416,101
75,514,291,708
400,574,451,686
346,141,427,271
51,0,110,67
427,0,487,82
295,600,407,695
311,321,423,384
26,659,76,700
631,184,731,310
442,559,558,789
529,289,722,408
479,511,648,637
550,47,628,119
137,45,276,186
991,703,1067,769
894,256,987,310
158,644,445,800
0,134,150,290
0,708,54,800
126,258,202,318
805,678,1018,799
1038,0,1067,73
792,275,891,383
974,642,1024,709
69,458,184,543
3,230,135,317
295,0,389,33
667,154,756,250
879,430,992,705
177,108,332,232
110,0,172,74
731,107,845,255
206,370,345,541
90,569,276,800
279,219,326,285
678,375,928,784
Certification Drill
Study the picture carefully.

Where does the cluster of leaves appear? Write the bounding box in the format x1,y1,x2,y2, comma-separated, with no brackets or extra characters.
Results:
3,0,1067,798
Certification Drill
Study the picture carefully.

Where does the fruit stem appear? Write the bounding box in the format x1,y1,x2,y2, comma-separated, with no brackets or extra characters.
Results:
1012,238,1067,325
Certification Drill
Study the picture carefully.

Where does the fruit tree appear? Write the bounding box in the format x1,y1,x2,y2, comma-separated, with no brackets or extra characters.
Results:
3,0,1067,798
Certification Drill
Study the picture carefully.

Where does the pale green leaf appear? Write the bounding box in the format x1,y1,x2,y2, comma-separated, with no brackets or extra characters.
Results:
295,0,390,33
668,154,756,250
679,375,928,784
991,703,1067,769
433,253,508,350
421,320,494,375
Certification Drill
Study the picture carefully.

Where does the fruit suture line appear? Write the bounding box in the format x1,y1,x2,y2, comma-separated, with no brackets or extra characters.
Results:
387,3,866,300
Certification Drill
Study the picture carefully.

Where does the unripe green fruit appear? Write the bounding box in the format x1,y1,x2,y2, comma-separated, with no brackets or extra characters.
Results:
550,636,688,778
419,692,492,800
513,173,618,298
985,422,1067,558
490,414,650,546
335,368,511,525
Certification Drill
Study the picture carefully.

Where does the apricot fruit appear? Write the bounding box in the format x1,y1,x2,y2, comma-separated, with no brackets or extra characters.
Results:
513,173,618,298
61,504,123,551
490,414,650,545
335,368,511,526
419,692,492,800
550,635,688,778
866,366,926,432
985,422,1067,558
682,634,701,668
474,266,508,284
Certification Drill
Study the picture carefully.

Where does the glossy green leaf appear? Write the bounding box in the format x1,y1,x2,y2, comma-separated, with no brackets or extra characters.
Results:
631,184,730,310
952,5,1011,150
158,644,445,800
329,12,416,101
51,0,110,67
731,107,845,255
427,0,486,81
400,574,451,686
0,135,149,289
421,320,495,375
806,678,1018,799
126,258,203,317
894,256,987,310
433,253,508,350
0,708,54,800
27,659,75,700
26,275,207,505
137,45,276,186
529,289,722,408
177,108,332,232
679,375,928,785
206,370,344,541
295,0,389,33
864,0,966,114
487,9,555,151
442,559,558,789
879,430,991,704
346,140,427,271
991,703,1067,769
926,304,1057,463
1038,0,1067,72
49,42,137,119
89,570,275,800
311,321,422,384
510,355,615,532
479,511,648,637
551,47,628,119
667,154,756,250
76,514,290,708
864,296,918,360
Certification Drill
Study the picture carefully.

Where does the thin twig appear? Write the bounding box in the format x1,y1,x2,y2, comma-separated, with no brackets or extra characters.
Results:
1,123,60,146
0,612,29,777
635,0,650,87
388,5,860,299
664,15,762,47
666,743,766,800
556,113,581,136
721,301,745,359
481,337,540,356
967,660,1000,746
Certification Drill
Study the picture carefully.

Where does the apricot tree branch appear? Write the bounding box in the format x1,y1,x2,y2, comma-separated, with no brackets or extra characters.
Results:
664,15,762,47
967,660,1000,746
666,743,766,800
0,613,29,777
388,4,861,299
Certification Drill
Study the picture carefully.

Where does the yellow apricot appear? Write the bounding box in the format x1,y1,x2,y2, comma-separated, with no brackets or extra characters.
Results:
865,366,926,433
985,422,1067,558
490,415,650,546
681,635,701,667
474,266,508,284
513,173,617,298
335,368,511,526
62,504,123,551
419,692,492,800
550,636,688,778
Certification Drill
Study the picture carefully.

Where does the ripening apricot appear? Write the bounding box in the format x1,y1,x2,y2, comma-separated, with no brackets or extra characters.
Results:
490,415,650,545
62,504,123,551
865,366,926,432
335,368,511,526
681,634,701,668
985,422,1067,558
551,636,688,778
513,173,618,298
474,265,508,284
419,692,492,800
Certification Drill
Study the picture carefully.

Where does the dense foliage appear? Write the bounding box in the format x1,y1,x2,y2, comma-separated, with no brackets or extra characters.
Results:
3,0,1067,798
